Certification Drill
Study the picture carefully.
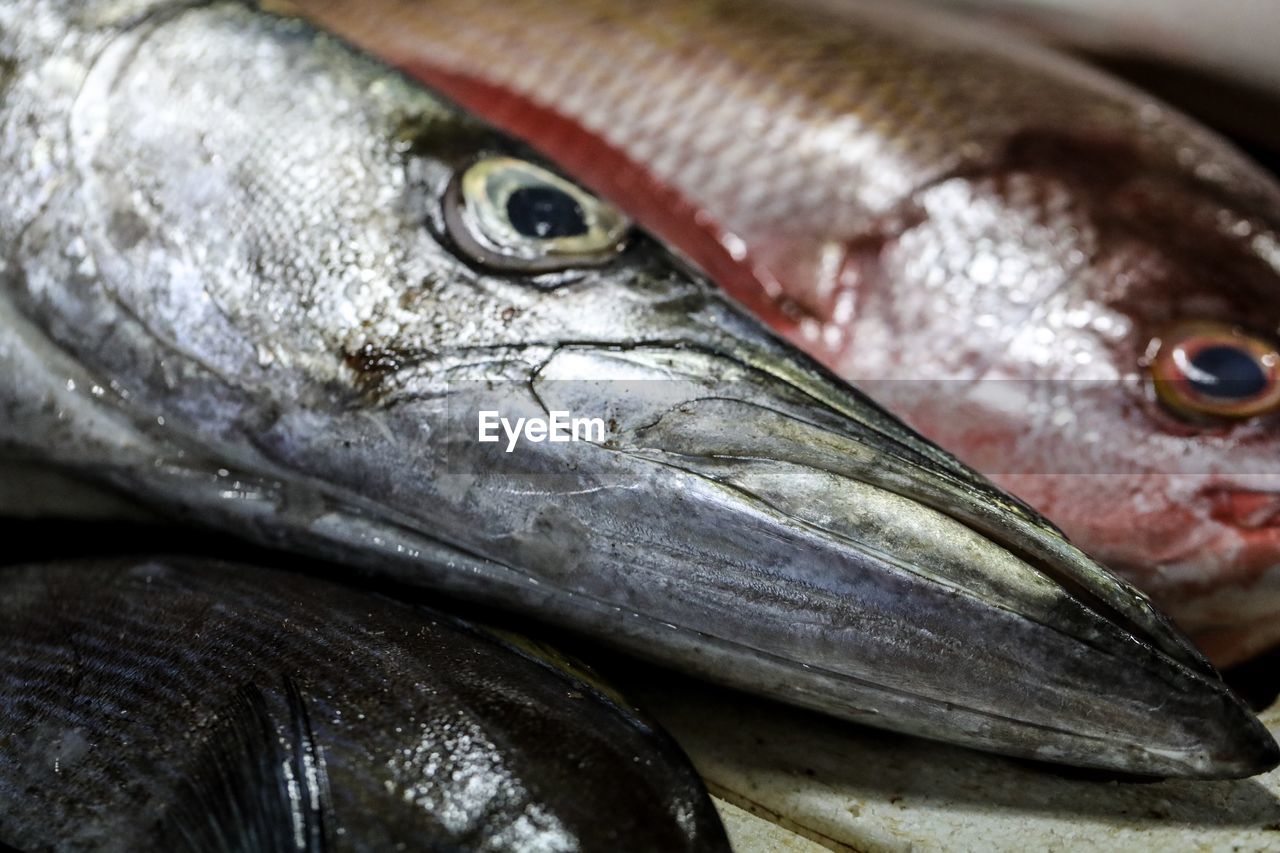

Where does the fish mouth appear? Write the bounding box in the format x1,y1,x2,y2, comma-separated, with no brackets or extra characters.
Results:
514,334,1279,779
1207,487,1280,534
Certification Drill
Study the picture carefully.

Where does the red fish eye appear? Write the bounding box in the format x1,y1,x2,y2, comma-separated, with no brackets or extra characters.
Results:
1149,322,1280,420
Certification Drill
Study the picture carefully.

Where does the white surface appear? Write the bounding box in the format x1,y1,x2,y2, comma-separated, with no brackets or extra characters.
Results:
622,670,1280,852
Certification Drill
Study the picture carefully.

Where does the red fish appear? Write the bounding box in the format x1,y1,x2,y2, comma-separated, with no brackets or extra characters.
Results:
286,0,1280,666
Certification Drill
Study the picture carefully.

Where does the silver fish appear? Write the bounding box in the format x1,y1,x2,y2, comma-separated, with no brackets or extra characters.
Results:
0,0,1273,777
0,556,730,852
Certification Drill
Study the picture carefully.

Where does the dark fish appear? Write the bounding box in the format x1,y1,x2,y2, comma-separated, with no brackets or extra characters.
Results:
0,0,1273,776
0,557,729,852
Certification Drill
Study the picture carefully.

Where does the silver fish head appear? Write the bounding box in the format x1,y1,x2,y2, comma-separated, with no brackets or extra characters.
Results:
0,0,1274,778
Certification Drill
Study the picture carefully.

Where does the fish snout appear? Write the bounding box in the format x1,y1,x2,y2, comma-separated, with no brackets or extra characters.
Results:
520,339,1279,778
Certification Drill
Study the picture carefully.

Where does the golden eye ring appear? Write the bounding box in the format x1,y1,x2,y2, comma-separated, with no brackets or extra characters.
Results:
444,156,630,272
1149,321,1280,421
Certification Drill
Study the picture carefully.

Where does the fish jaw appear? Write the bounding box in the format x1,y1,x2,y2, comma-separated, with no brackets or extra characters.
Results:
0,0,1275,779
480,340,1274,779
239,328,1279,778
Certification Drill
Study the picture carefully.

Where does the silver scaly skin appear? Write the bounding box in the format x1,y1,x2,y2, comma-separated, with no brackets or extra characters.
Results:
0,0,1274,777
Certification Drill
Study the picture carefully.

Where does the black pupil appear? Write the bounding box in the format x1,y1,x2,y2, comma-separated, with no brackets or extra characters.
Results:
505,185,588,240
1187,345,1269,399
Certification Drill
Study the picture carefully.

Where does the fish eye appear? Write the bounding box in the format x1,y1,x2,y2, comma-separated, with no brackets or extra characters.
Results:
1149,322,1280,421
443,156,630,272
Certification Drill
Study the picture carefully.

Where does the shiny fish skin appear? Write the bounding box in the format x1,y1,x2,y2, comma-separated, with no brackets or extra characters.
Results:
0,0,1274,777
284,0,1280,666
0,557,730,852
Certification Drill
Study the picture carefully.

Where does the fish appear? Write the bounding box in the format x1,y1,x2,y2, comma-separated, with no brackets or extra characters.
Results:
0,0,1274,778
281,0,1280,667
0,556,730,852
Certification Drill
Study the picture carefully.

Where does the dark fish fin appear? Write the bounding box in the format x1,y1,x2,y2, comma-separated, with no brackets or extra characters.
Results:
0,837,28,852
161,678,332,853
282,675,333,853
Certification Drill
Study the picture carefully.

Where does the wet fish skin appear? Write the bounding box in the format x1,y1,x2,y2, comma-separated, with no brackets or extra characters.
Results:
282,0,1280,667
0,0,1274,778
0,557,730,852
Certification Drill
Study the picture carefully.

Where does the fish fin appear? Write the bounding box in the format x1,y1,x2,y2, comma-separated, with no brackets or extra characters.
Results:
162,677,332,853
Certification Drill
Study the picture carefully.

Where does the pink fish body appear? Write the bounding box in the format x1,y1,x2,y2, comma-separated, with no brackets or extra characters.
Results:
289,0,1280,665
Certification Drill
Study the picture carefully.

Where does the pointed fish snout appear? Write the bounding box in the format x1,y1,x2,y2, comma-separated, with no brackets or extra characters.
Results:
529,343,1279,778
